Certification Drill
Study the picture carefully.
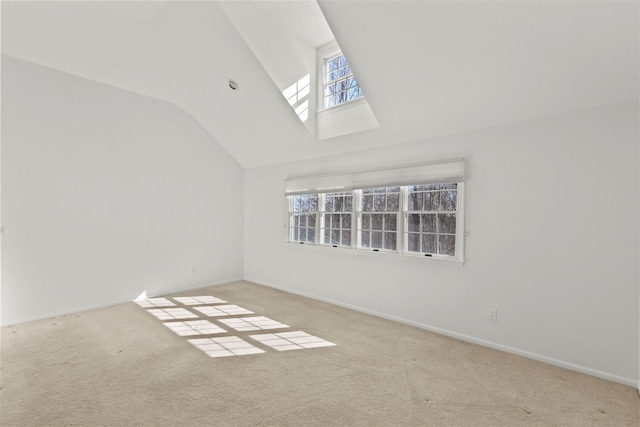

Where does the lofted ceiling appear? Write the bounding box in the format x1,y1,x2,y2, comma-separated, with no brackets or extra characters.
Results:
2,0,638,169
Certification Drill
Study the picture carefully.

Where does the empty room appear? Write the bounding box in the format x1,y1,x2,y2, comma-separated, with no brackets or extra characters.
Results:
1,1,639,426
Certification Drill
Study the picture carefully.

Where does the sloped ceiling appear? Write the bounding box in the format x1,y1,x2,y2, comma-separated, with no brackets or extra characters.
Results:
2,1,638,169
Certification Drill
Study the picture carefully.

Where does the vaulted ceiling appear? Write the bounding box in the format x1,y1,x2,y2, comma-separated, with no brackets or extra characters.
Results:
2,1,638,168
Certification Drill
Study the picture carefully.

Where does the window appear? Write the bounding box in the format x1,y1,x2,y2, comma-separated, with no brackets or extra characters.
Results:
321,192,353,247
284,160,465,261
289,194,318,243
286,184,463,260
359,187,399,251
324,53,364,108
406,184,458,256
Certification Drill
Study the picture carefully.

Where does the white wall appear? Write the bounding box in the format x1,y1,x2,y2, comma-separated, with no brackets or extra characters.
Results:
1,56,244,325
244,101,639,386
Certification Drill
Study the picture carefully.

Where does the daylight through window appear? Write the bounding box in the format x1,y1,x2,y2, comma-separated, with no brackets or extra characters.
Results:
324,54,364,108
287,183,464,260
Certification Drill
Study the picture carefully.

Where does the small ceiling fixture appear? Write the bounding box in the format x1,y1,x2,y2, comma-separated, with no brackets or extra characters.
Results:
228,80,239,91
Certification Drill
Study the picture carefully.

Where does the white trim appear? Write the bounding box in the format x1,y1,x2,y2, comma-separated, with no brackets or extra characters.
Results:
284,240,464,264
244,278,637,388
1,277,243,326
317,94,367,115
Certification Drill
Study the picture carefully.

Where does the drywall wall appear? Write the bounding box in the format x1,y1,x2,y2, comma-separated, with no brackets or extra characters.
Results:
1,56,244,325
244,101,639,386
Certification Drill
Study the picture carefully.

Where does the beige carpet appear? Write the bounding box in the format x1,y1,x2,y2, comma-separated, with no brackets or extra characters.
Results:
1,281,638,426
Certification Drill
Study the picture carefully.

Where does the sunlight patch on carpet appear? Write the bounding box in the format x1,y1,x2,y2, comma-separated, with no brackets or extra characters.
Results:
136,298,176,308
188,336,265,358
250,331,335,351
173,296,227,305
193,305,254,317
163,320,227,336
218,316,289,332
147,308,199,320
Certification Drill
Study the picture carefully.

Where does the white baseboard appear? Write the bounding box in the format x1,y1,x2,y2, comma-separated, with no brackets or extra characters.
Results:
1,277,243,327
245,277,638,389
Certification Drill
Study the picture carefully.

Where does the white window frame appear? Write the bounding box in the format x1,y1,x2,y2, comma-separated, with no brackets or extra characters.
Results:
285,183,465,263
317,42,364,112
288,194,320,245
319,192,356,249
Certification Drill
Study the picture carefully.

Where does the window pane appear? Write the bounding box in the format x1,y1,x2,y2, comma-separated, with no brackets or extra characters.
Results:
362,195,373,211
331,229,340,245
347,87,359,100
441,191,457,211
362,214,371,230
328,58,338,71
424,192,440,211
384,214,397,231
328,70,338,82
384,232,396,250
422,214,436,232
333,196,343,212
308,213,316,227
408,192,422,211
345,196,353,211
438,213,456,234
438,235,456,256
332,214,341,229
324,196,333,212
371,214,383,230
342,230,351,246
347,76,357,88
341,214,352,229
408,214,420,232
299,228,307,241
338,55,347,67
299,215,307,227
386,193,399,211
324,232,330,244
294,215,300,226
362,231,370,248
307,228,316,242
407,233,420,252
441,183,458,190
308,196,317,212
371,231,383,248
293,228,299,241
373,195,385,211
422,234,437,254
325,83,336,96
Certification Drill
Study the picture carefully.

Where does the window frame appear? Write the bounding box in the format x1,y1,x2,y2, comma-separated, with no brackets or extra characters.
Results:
285,183,465,263
317,42,365,112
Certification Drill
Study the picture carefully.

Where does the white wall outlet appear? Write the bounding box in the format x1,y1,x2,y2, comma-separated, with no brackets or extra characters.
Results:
489,309,498,321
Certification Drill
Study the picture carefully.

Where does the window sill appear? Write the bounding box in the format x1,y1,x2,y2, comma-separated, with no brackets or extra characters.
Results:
317,96,367,116
286,241,465,265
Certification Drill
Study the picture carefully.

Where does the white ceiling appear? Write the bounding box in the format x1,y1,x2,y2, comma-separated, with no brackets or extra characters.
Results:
2,1,638,169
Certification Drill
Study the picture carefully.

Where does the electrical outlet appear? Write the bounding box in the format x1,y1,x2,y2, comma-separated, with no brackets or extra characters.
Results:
489,309,498,321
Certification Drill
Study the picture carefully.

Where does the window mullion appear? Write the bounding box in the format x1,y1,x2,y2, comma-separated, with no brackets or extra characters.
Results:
316,193,324,246
398,186,407,254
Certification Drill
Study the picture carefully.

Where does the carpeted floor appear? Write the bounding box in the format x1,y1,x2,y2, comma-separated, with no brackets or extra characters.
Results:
1,281,638,426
